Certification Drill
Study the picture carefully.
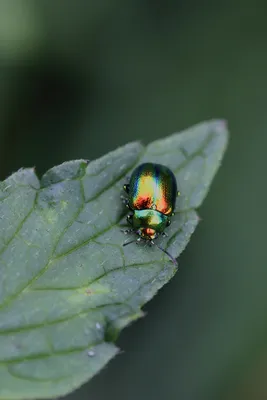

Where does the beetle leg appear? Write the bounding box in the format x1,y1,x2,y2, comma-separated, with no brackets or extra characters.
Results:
126,214,133,225
121,228,134,235
123,184,130,193
120,194,127,202
120,195,130,208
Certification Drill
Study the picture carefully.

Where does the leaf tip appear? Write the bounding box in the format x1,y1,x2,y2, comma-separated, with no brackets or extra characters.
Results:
213,118,229,133
215,118,227,128
196,213,203,223
211,118,229,143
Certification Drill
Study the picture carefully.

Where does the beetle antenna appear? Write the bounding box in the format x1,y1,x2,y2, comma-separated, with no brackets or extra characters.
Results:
123,239,137,247
152,241,178,267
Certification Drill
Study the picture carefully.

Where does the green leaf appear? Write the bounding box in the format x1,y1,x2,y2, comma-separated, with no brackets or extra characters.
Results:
0,120,228,399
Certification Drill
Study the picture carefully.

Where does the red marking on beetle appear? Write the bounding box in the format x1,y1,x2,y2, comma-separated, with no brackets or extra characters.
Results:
142,228,156,238
155,196,170,214
135,195,153,209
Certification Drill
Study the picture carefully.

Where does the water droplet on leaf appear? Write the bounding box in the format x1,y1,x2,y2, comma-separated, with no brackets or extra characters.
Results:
88,349,95,357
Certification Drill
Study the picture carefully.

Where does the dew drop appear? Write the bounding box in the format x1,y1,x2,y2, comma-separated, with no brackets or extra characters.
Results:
88,349,95,357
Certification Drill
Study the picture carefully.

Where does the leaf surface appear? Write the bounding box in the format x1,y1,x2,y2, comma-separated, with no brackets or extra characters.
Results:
0,120,228,399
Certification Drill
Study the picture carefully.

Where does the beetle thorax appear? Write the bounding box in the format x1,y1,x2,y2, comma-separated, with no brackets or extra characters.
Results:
132,209,168,239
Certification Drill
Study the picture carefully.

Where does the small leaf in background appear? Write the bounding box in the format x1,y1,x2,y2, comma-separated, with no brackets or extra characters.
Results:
0,120,228,399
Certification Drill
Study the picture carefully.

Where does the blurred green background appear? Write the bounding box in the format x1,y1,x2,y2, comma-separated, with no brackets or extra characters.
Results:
1,1,267,399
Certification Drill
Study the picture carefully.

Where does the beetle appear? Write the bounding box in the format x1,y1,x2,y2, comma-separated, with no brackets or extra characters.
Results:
122,162,179,265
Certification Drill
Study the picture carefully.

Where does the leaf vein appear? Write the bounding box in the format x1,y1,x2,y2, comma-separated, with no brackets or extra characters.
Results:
0,302,129,335
0,192,38,258
2,341,102,365
173,132,214,174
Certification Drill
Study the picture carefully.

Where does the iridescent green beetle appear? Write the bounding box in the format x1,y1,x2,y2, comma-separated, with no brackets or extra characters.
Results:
122,162,179,265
